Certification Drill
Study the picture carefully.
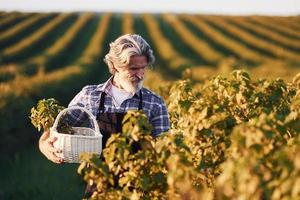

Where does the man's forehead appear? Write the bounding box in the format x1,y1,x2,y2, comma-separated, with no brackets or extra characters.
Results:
128,63,148,68
128,55,148,68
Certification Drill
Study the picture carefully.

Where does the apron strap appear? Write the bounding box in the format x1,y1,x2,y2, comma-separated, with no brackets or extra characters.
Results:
98,89,143,113
99,91,106,113
138,89,143,110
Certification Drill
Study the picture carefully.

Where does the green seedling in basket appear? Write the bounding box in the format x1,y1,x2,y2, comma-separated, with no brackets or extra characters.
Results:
30,98,75,135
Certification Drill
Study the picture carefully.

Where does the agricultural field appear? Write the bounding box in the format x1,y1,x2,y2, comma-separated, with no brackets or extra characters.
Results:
0,12,299,199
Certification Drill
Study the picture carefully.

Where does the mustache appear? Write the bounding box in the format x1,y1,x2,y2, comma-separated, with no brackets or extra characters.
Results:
129,76,143,82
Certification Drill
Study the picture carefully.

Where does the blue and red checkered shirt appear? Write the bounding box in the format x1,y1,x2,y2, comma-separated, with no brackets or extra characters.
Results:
68,76,170,137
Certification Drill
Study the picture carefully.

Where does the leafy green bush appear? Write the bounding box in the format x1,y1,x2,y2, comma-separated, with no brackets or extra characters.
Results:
77,70,299,199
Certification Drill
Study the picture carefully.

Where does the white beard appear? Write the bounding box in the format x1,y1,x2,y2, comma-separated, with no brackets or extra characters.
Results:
118,76,144,94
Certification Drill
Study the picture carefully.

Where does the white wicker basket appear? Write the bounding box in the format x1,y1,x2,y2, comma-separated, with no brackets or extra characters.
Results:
50,106,102,163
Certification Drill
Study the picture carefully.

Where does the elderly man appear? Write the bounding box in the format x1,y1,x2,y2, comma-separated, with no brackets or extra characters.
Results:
39,34,170,164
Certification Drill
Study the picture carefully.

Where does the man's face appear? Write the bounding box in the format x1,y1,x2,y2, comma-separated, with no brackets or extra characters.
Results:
114,55,148,94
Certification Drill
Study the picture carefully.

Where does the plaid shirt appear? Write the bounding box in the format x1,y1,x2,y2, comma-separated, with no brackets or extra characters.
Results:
68,76,170,137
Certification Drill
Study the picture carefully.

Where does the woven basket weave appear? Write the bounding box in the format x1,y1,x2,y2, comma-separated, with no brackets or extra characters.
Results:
50,106,102,163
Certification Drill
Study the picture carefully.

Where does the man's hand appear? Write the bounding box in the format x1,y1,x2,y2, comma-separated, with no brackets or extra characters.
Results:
39,130,65,164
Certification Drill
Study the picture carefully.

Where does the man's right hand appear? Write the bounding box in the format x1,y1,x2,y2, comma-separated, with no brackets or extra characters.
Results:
39,130,65,164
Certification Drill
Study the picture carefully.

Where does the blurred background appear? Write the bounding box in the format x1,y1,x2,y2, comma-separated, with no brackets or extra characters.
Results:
0,0,299,199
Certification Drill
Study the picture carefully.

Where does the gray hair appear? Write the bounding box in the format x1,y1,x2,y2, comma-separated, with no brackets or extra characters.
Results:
104,34,155,74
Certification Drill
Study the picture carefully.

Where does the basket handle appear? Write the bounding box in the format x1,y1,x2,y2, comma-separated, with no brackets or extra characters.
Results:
52,106,101,135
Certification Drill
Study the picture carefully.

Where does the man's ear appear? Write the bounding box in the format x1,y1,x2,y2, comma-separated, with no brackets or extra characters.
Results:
112,62,120,73
110,61,119,73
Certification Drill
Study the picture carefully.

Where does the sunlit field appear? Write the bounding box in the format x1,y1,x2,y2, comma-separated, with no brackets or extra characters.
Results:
0,12,299,199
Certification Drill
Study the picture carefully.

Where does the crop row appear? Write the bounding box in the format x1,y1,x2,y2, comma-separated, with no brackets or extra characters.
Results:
227,16,300,51
0,14,74,62
202,15,300,62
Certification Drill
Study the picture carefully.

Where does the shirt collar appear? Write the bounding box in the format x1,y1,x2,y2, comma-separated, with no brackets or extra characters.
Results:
96,76,142,98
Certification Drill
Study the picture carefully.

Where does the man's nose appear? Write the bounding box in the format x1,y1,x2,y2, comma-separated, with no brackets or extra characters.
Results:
135,70,144,79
